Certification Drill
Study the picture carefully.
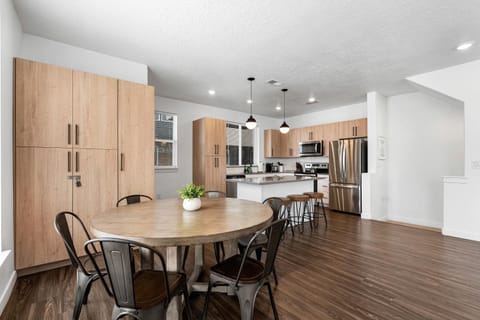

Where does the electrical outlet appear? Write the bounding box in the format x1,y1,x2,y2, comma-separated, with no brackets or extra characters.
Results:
472,160,480,170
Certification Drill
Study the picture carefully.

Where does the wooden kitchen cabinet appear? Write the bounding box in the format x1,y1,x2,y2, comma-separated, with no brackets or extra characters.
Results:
15,58,72,148
286,128,299,157
193,118,227,192
15,59,154,272
338,118,367,139
264,129,282,158
298,126,322,142
73,71,118,149
118,80,155,200
320,122,338,157
15,147,73,269
72,149,118,252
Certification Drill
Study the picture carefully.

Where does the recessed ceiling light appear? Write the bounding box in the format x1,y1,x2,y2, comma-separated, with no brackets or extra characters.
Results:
456,41,474,51
208,89,216,95
246,99,252,104
275,105,281,111
308,97,316,103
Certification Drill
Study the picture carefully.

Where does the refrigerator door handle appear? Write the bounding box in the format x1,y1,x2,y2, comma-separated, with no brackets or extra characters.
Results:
330,183,359,189
341,142,346,181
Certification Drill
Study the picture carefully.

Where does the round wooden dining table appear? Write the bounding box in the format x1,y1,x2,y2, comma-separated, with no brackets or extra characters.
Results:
90,197,273,320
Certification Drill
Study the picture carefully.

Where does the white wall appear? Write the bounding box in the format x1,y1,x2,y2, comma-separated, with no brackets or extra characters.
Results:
408,60,480,240
364,92,389,220
285,102,367,128
155,96,279,198
20,34,148,84
386,92,464,228
0,0,23,313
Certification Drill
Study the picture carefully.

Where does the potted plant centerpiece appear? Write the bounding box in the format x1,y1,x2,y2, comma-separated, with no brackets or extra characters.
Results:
178,183,205,211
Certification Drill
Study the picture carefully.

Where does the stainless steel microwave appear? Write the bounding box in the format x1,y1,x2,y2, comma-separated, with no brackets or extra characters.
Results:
299,141,323,157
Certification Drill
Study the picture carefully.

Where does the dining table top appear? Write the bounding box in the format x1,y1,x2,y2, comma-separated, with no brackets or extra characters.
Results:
90,197,273,247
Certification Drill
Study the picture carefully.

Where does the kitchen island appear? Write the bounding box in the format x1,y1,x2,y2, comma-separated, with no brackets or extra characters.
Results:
236,175,327,202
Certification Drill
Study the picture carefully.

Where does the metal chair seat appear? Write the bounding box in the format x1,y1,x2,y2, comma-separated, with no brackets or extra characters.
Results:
133,270,185,309
210,254,265,284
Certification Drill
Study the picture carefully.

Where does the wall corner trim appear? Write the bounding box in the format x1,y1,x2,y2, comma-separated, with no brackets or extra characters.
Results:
0,269,17,315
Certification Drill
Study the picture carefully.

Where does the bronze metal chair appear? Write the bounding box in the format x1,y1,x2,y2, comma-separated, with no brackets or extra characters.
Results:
116,194,153,207
85,237,193,320
54,211,107,320
202,219,288,320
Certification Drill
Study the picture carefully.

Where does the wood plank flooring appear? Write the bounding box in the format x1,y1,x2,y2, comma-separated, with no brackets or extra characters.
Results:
2,210,480,319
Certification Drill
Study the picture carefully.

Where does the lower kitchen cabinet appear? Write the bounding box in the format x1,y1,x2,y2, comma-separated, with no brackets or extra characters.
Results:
72,149,118,252
15,147,72,269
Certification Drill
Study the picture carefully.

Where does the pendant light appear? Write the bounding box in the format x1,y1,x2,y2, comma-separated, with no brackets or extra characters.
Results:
279,88,290,134
245,77,257,129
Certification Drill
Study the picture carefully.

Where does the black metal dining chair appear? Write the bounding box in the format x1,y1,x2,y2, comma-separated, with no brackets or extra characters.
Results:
202,219,288,320
116,194,153,207
54,211,107,320
85,237,193,320
237,197,284,285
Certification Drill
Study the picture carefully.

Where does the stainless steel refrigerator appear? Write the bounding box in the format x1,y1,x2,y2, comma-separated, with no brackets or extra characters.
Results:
329,138,367,214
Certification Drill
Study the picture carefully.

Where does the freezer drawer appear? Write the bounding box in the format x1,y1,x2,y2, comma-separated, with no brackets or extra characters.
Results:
329,183,361,214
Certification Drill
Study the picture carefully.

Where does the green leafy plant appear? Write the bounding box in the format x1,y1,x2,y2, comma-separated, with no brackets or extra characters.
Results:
178,183,205,200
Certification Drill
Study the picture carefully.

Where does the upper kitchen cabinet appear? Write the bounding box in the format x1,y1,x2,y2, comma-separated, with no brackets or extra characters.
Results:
204,118,226,156
285,128,299,157
118,80,155,199
264,129,282,158
321,122,338,157
337,118,367,139
73,71,118,149
299,125,323,142
15,59,72,148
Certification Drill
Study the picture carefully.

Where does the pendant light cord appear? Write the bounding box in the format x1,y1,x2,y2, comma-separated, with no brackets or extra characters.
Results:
283,90,286,120
250,79,253,115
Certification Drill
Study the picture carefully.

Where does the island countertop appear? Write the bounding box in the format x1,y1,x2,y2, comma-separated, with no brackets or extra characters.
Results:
235,175,327,185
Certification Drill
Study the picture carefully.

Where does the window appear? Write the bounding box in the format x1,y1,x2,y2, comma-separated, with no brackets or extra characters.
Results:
226,122,256,166
155,112,177,168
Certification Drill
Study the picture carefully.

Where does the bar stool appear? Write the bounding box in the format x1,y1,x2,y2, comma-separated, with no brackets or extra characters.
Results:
280,197,294,236
304,192,328,228
287,194,310,233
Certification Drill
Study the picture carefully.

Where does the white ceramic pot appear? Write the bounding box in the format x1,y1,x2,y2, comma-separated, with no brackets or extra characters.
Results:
183,198,202,211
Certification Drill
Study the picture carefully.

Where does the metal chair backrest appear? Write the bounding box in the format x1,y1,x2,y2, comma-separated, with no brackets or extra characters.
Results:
262,197,283,221
54,211,96,274
235,219,288,286
204,191,226,198
84,237,170,309
116,194,152,207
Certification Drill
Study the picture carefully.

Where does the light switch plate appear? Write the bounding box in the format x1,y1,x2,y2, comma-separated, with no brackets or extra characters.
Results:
472,160,480,169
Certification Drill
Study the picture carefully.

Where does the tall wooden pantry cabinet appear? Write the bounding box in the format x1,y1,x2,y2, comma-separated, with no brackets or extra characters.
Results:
192,118,226,193
14,59,154,271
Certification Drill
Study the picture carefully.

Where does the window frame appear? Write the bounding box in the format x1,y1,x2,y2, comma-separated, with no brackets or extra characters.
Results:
154,111,178,169
226,121,258,167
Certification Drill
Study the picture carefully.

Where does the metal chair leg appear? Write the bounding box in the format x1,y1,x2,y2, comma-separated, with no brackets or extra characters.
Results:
321,198,327,227
236,284,262,320
202,280,213,320
182,282,193,320
272,265,279,286
182,246,190,272
266,281,279,320
73,271,91,320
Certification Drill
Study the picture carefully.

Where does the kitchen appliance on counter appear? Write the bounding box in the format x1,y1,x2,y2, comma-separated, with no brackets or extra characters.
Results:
299,141,323,157
329,138,367,214
294,162,329,192
265,162,273,173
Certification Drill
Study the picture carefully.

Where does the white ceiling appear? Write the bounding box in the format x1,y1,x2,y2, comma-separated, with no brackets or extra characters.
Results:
13,0,480,117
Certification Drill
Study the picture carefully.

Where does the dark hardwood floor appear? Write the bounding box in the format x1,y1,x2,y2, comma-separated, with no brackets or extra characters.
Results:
2,210,480,320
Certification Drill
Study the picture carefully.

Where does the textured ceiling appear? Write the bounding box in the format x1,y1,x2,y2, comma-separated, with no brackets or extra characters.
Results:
13,0,480,117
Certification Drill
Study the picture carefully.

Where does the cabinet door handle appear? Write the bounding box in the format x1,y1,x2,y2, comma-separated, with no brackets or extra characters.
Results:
75,152,79,172
120,153,125,171
75,125,79,145
67,124,71,145
67,151,71,172
352,126,354,136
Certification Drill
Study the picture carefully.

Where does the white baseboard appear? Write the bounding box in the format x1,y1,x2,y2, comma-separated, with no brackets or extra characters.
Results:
387,215,442,229
0,270,16,315
442,228,480,242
